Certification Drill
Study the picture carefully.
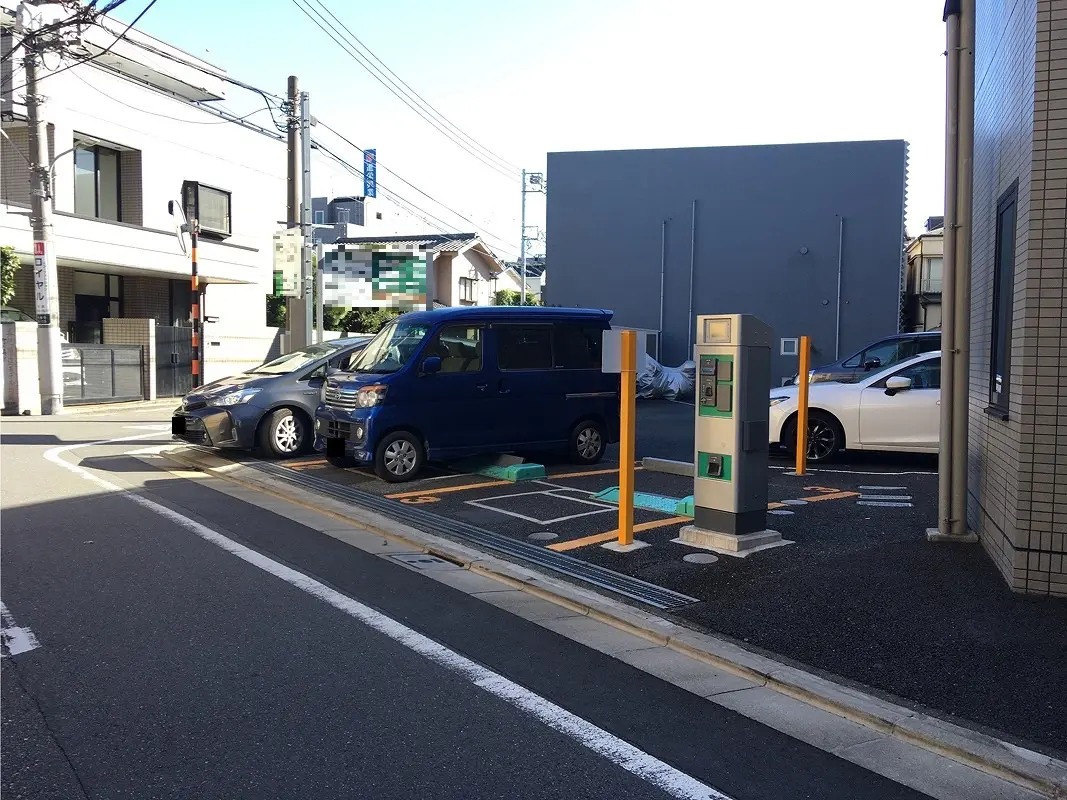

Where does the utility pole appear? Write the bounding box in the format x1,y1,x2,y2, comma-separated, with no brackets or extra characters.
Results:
23,19,63,414
285,75,308,350
299,90,314,348
520,168,527,305
190,221,202,387
519,171,545,305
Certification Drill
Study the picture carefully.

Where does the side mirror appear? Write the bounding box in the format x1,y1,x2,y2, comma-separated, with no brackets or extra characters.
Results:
864,357,882,371
421,356,441,375
885,376,912,395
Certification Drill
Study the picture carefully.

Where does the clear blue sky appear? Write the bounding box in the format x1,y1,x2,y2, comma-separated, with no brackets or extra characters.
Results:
114,0,947,259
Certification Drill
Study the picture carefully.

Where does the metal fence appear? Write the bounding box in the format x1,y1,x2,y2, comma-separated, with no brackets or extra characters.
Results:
62,343,144,405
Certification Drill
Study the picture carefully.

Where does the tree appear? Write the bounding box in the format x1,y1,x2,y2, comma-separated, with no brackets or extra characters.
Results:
266,294,286,327
494,288,541,306
1,245,19,306
339,307,400,334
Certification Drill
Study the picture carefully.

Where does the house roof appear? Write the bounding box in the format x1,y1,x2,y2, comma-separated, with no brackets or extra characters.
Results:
335,233,481,254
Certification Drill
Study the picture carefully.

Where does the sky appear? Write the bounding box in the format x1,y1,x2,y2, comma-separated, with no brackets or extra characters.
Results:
112,0,948,260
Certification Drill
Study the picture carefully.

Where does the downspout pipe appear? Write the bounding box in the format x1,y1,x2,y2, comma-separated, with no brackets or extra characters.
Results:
659,219,667,361
950,0,976,539
835,215,845,359
930,0,960,540
688,200,697,357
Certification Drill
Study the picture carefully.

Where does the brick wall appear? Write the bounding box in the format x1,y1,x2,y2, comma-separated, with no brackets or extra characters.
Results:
970,0,1067,596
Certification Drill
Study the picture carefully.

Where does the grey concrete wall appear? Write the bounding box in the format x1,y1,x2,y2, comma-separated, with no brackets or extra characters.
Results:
546,140,908,383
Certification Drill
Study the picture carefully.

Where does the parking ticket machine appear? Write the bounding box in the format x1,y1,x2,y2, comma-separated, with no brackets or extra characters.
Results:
685,314,776,547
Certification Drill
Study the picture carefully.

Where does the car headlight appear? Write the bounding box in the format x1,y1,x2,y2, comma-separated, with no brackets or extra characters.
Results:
208,387,262,407
357,384,388,407
769,395,790,407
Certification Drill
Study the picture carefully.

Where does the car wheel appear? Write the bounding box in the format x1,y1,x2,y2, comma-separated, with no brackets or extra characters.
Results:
568,419,606,465
784,410,843,463
374,431,424,482
259,408,307,458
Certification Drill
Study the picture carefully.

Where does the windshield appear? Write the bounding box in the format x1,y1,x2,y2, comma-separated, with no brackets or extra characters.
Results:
250,342,340,375
346,320,430,374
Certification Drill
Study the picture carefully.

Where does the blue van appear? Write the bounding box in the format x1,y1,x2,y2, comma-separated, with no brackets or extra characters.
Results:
313,307,619,482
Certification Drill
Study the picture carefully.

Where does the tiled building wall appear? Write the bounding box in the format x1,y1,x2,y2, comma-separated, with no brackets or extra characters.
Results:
12,265,77,332
970,0,1067,596
122,275,172,326
0,124,53,206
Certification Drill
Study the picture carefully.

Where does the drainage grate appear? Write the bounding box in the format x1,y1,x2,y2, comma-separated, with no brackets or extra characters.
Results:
239,457,698,610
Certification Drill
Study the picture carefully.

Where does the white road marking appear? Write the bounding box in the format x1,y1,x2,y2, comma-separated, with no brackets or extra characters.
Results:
465,498,615,525
43,435,732,800
858,495,912,501
122,425,171,431
858,485,906,490
856,501,913,508
532,480,596,495
1,602,41,656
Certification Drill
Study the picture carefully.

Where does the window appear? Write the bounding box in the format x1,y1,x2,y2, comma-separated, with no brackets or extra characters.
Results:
497,324,552,370
921,256,943,293
182,181,231,238
881,357,941,390
918,335,941,354
426,325,482,373
314,210,325,224
780,338,799,356
989,182,1018,413
458,277,476,304
73,141,120,222
554,324,602,369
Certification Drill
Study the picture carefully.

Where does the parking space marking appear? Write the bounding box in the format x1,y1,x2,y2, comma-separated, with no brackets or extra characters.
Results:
532,480,596,494
1,602,41,657
859,485,906,490
384,479,511,499
858,494,912,501
857,501,913,508
286,459,328,471
465,488,617,525
548,516,692,552
793,490,859,503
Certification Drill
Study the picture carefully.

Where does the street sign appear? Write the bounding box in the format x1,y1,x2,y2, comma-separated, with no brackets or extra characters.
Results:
33,242,50,324
364,149,376,198
272,228,302,297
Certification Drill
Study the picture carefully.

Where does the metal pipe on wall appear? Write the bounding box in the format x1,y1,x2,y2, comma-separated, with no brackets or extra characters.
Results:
659,219,667,361
835,216,845,359
950,0,976,537
931,1,960,540
687,200,697,357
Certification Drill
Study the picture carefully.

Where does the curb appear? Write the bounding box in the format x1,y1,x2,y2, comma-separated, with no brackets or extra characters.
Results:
162,445,1067,798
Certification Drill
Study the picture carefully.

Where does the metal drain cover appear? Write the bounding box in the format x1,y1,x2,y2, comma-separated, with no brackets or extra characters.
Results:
527,531,558,541
389,554,456,570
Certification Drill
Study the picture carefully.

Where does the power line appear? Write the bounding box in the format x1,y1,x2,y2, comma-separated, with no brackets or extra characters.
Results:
287,0,519,184
306,0,520,174
2,0,159,94
0,0,130,64
313,119,517,251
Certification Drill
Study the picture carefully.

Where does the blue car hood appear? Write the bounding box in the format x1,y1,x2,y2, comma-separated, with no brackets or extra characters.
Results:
326,372,391,390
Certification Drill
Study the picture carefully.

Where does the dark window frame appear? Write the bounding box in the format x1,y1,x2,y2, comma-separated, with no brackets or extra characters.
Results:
988,180,1019,417
494,322,554,372
73,140,122,222
871,355,941,390
552,323,604,370
182,180,232,239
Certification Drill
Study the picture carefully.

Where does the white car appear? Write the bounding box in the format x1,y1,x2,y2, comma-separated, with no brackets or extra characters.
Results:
769,351,941,462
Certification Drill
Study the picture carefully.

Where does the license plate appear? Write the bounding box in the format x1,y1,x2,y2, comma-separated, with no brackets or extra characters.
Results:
326,437,345,458
172,416,186,435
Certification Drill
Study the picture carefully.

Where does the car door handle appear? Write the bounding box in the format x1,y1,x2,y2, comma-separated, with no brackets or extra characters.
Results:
498,386,511,395
475,383,488,391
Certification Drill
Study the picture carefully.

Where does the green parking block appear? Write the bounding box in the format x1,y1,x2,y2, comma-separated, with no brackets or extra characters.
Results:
593,486,689,515
675,495,695,517
453,458,546,482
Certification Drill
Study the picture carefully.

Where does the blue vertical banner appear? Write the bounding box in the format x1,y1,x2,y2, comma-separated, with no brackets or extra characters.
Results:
364,149,377,198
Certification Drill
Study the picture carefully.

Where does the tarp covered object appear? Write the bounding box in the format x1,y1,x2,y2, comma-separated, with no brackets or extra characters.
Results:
636,355,695,401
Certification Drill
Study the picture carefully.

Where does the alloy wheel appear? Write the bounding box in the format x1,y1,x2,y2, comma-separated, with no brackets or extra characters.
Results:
807,419,837,461
384,439,417,476
274,415,302,453
577,426,603,459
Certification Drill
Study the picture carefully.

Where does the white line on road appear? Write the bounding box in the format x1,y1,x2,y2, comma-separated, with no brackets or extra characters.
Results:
43,435,733,800
857,485,907,490
1,602,41,656
858,495,912,501
857,501,913,508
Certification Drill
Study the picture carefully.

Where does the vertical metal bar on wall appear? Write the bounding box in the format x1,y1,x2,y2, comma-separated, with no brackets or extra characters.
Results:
687,200,697,357
191,223,201,387
659,219,667,361
835,216,844,359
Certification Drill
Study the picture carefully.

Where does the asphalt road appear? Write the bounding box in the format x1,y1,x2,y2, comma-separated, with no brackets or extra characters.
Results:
0,411,931,800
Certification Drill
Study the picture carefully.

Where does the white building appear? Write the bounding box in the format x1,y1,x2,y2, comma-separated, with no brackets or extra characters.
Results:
1,5,294,398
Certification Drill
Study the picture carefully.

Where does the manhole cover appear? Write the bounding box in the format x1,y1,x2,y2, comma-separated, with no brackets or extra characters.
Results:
769,509,794,516
527,531,558,541
683,553,719,564
782,499,808,506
